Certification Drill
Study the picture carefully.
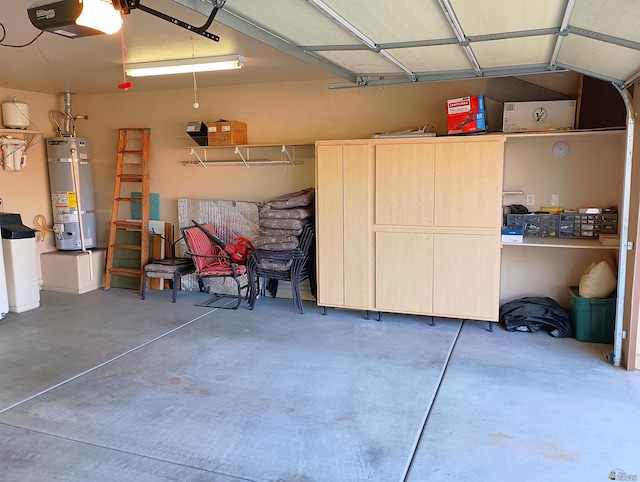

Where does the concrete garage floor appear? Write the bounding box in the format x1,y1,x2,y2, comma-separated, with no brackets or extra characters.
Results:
0,288,639,481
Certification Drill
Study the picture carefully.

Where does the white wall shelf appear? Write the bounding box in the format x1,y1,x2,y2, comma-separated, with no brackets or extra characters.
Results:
502,238,619,249
503,128,625,141
0,128,42,147
182,143,313,168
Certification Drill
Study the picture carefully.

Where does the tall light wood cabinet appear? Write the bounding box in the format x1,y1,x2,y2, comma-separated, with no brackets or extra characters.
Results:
316,143,373,310
316,136,504,322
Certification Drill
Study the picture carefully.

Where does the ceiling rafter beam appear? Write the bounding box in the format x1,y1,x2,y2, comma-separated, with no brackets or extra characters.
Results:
549,0,576,70
306,0,379,52
469,27,560,43
554,62,625,86
306,0,416,82
301,37,458,52
329,64,570,89
301,27,560,54
568,26,640,51
437,0,482,75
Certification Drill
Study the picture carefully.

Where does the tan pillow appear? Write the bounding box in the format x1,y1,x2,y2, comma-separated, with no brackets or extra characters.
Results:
579,260,617,298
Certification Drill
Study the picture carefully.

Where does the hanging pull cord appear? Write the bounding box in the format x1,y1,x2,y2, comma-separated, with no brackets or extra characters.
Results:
118,20,133,90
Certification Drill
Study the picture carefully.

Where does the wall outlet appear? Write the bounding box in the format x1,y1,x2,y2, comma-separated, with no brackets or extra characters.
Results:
526,194,535,206
551,194,560,206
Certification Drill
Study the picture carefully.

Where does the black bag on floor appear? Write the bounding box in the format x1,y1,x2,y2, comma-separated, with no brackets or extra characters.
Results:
500,297,572,338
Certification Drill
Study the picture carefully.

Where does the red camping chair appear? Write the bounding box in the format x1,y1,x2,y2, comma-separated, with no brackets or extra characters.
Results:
181,223,252,309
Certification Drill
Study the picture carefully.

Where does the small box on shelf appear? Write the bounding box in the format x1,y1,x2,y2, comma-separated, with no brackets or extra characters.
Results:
206,120,247,146
501,226,523,243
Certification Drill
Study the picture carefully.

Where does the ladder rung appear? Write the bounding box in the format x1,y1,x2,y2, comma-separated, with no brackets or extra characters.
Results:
114,220,142,230
119,174,143,182
115,197,142,203
108,267,142,277
120,150,143,154
111,244,142,251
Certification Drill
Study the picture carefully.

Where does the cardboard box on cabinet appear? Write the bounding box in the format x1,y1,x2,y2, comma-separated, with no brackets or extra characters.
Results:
446,95,503,135
503,100,576,132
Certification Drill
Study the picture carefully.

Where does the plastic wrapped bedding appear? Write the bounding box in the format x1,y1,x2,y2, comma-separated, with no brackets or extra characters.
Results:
259,217,310,231
254,235,300,250
259,227,305,236
258,258,293,271
260,187,314,211
260,207,313,219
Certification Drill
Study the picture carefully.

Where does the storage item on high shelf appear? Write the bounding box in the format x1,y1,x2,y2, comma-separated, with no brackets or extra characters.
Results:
502,100,577,132
186,121,208,146
46,137,98,250
446,95,503,135
104,128,151,291
506,212,617,238
206,120,247,146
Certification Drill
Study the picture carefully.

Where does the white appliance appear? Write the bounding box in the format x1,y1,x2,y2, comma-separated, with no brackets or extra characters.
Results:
0,233,8,319
0,214,39,313
1,101,30,129
1,137,27,171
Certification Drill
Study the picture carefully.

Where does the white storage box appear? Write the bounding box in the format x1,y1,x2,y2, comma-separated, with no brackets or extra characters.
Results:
503,100,576,132
41,248,105,294
501,227,524,243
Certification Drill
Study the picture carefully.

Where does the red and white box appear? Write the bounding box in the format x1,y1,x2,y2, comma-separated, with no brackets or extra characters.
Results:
446,95,503,135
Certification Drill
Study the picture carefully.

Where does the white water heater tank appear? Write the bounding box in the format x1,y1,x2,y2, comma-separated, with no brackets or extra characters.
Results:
1,102,30,129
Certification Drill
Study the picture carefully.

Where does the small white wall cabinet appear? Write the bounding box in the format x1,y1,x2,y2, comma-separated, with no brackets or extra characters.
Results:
316,136,504,322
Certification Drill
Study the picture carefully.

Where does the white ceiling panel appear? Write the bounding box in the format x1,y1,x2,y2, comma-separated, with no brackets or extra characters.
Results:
571,0,640,43
4,0,639,95
322,0,454,43
166,0,640,88
222,0,358,46
313,50,405,75
452,0,565,36
559,36,640,82
388,45,471,73
472,36,557,69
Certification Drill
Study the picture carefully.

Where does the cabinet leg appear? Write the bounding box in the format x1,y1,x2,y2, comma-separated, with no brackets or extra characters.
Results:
365,310,370,320
377,311,382,322
430,316,436,326
322,306,327,316
488,321,493,332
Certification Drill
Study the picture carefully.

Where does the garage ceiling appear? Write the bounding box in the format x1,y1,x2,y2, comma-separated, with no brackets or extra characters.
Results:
0,0,638,96
178,0,640,90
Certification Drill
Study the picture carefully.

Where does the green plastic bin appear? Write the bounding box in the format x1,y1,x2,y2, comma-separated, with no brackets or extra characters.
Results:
568,286,615,344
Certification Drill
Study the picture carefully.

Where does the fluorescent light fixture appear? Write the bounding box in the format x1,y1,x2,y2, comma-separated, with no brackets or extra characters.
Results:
126,55,245,77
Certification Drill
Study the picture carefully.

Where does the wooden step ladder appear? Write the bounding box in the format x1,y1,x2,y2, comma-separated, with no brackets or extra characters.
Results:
104,128,151,291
